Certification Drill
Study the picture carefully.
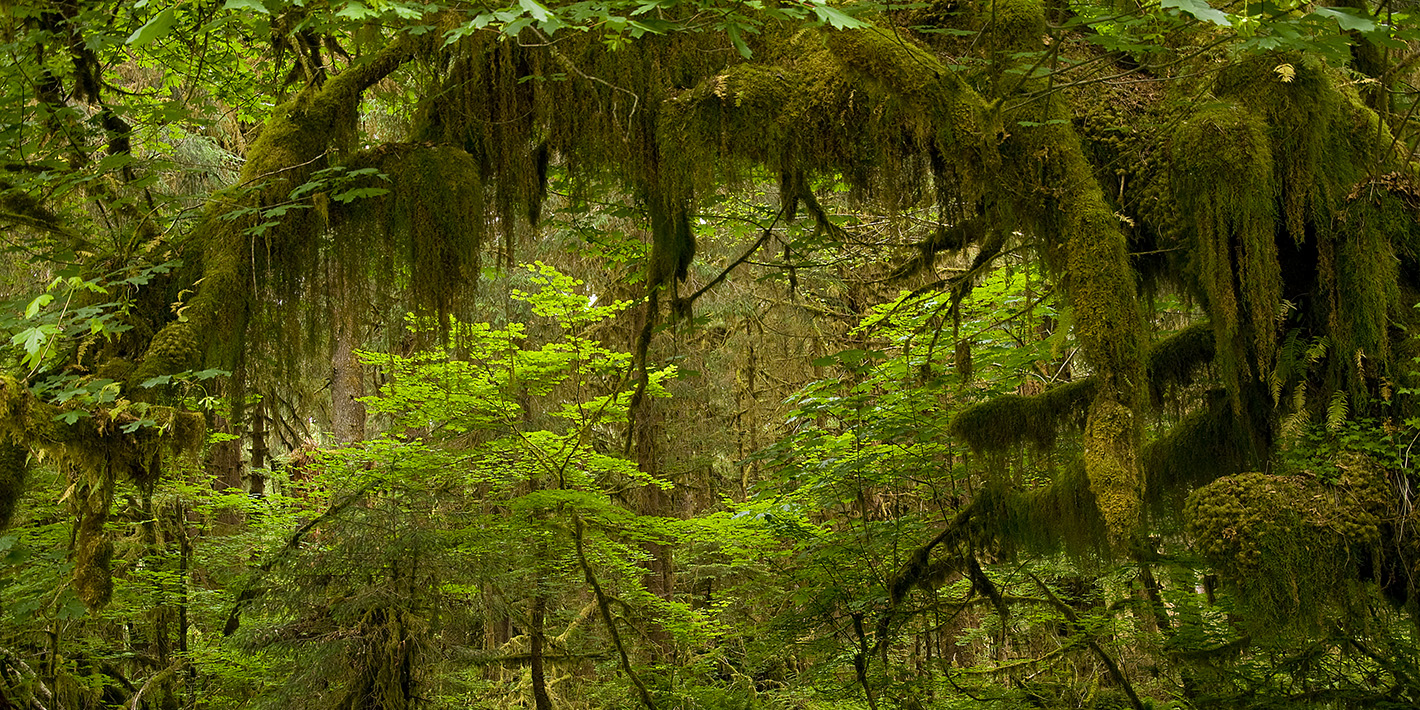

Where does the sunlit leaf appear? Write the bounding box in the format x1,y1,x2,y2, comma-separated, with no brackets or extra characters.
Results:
127,8,178,46
1161,0,1231,26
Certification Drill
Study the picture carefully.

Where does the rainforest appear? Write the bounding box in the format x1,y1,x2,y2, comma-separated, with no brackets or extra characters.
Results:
2,0,1419,708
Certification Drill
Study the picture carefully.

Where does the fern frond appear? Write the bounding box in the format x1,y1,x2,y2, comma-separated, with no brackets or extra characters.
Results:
1327,390,1349,432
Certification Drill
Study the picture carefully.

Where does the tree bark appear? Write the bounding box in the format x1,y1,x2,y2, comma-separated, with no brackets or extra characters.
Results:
529,595,553,710
632,370,673,661
330,263,367,444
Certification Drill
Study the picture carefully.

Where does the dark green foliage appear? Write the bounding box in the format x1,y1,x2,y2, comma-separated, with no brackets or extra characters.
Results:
10,1,1420,708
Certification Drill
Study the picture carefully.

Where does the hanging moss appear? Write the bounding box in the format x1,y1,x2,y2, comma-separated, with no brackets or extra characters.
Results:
1342,179,1420,407
952,322,1210,461
974,460,1109,559
334,144,485,324
134,34,426,385
0,441,27,530
1145,321,1215,406
950,377,1097,453
1172,101,1280,403
2,375,203,610
1142,389,1266,518
1074,98,1185,301
998,104,1146,547
1184,458,1388,632
1205,53,1400,408
1214,55,1380,245
1333,196,1402,393
662,26,996,220
645,191,694,288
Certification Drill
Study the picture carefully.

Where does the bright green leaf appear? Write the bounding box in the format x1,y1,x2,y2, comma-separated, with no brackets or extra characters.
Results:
335,1,375,20
726,24,751,59
1161,0,1231,26
812,4,863,30
222,0,270,13
330,187,390,203
24,294,52,319
520,0,553,22
127,8,179,46
1312,6,1378,33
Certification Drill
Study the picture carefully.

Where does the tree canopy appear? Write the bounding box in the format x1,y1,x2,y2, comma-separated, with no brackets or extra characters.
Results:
3,0,1420,708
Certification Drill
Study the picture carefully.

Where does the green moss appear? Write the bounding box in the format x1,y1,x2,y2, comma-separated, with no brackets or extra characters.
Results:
998,112,1146,544
72,471,115,612
980,0,1151,548
950,377,1097,453
975,460,1109,559
1214,55,1380,243
1172,102,1279,402
663,27,996,217
1333,197,1402,390
981,0,1047,53
1184,459,1386,631
0,442,27,530
646,192,694,288
1084,397,1142,543
1203,54,1402,407
336,144,485,322
1143,389,1265,517
1145,322,1215,405
131,320,202,386
0,376,204,611
135,37,424,383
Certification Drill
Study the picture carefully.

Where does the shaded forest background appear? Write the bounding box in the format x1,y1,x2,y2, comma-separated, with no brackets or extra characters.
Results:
3,0,1420,708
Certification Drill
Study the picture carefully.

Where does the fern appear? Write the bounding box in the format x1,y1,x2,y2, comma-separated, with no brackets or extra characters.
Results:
1326,390,1349,432
1279,382,1310,443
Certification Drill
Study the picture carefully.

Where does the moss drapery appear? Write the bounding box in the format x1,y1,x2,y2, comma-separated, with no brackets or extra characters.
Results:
88,0,1420,624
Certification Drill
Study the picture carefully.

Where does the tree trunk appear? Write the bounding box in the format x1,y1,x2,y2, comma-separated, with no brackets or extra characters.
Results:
529,595,553,710
633,382,674,660
330,263,367,444
248,398,268,496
